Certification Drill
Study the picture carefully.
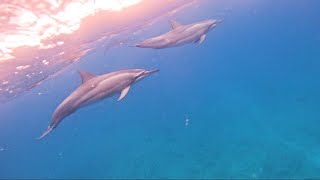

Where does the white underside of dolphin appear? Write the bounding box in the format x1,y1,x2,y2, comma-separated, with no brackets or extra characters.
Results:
38,68,159,139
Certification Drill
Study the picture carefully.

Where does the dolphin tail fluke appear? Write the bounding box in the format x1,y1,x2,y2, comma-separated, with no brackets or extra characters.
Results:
37,126,53,140
129,44,140,48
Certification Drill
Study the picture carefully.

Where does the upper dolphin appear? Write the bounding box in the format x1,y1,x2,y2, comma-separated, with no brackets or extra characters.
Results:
38,68,159,139
134,19,222,49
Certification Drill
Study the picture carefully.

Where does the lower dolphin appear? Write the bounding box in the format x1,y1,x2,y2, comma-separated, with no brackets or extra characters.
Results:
38,68,159,139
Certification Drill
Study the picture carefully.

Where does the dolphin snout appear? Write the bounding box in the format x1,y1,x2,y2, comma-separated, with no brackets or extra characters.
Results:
216,19,223,24
145,69,160,75
209,19,223,29
134,69,159,81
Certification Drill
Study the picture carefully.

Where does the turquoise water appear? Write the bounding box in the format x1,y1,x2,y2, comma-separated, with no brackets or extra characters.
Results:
1,0,320,178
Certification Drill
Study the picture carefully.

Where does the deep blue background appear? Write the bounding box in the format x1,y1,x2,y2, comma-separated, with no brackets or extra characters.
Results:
1,0,320,178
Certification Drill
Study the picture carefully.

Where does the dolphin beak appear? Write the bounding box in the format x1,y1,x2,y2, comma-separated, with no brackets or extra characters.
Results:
209,19,223,30
214,19,223,26
217,19,223,23
135,69,159,82
145,69,160,75
216,20,223,25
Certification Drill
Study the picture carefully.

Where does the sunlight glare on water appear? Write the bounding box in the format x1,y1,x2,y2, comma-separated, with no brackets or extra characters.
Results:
0,0,142,62
0,0,195,103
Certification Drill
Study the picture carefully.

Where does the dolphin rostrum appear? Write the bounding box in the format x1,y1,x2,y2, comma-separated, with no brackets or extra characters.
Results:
38,68,159,139
134,19,222,49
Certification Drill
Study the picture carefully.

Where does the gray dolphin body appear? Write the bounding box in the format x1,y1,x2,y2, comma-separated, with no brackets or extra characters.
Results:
134,19,222,49
38,69,159,139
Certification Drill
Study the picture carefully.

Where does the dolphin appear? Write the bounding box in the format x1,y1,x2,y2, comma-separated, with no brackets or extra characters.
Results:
134,19,222,49
38,68,159,139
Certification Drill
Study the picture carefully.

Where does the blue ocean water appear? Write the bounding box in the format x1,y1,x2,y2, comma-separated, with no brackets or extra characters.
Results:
1,0,320,178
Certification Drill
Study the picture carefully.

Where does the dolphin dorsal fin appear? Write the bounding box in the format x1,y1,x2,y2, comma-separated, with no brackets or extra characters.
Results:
78,71,96,84
169,20,182,29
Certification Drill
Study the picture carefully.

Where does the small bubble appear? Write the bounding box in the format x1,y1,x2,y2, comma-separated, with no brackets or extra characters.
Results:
58,152,63,159
42,60,49,65
185,118,190,127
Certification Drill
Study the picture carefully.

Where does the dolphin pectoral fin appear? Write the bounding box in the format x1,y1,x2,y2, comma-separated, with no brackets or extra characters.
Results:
37,126,53,140
117,86,131,101
196,34,206,45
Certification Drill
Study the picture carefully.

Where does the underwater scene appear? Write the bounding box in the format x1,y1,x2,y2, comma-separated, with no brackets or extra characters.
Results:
1,0,320,179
